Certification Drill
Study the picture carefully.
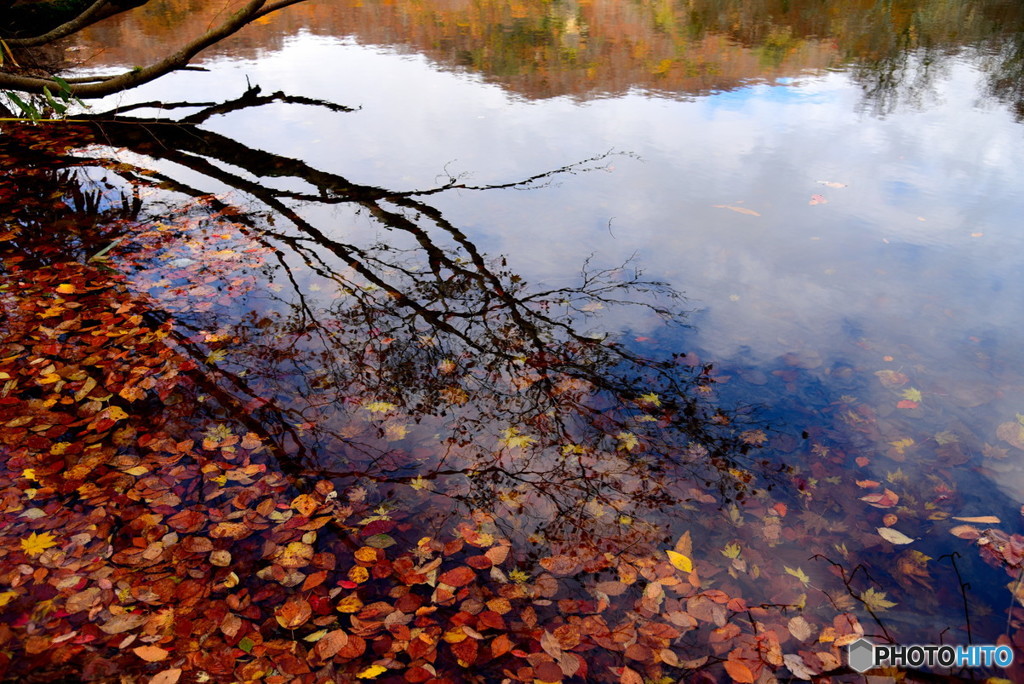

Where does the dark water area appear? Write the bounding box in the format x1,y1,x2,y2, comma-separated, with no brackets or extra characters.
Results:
4,0,1024,680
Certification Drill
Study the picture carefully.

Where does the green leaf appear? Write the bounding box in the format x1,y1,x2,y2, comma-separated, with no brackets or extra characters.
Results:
42,87,67,115
7,92,40,121
364,533,396,549
238,636,254,653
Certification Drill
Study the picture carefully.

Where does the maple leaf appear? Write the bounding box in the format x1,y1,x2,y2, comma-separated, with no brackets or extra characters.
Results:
409,475,433,491
785,566,811,586
616,432,639,451
21,531,58,556
901,387,923,402
500,427,536,449
860,587,897,611
721,542,741,559
508,568,530,583
889,438,914,455
638,392,661,407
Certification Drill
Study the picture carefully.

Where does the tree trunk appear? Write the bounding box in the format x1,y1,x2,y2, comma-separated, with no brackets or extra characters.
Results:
0,0,148,39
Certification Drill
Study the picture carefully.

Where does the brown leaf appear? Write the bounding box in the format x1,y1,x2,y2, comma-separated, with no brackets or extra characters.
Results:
950,525,982,540
314,629,349,660
787,616,815,642
100,613,147,634
540,630,562,659
539,554,579,575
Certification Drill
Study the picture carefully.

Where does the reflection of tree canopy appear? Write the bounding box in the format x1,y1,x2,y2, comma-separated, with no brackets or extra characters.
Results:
1,89,775,551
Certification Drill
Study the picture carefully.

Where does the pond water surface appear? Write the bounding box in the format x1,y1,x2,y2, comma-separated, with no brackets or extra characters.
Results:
22,0,1024,676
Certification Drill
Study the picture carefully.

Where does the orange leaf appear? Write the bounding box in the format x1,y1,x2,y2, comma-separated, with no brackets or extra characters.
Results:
438,566,476,588
275,596,312,629
491,633,513,658
132,645,169,662
724,660,755,683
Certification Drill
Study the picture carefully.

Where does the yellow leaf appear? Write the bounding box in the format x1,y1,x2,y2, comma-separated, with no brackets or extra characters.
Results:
500,427,536,449
56,283,75,294
901,388,923,402
356,665,387,679
105,406,129,421
364,401,397,413
889,438,914,455
639,392,661,407
616,432,639,451
21,531,58,556
860,587,897,611
0,590,18,607
785,566,810,585
666,550,693,573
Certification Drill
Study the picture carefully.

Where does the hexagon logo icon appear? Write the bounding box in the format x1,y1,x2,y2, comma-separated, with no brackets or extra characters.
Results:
847,637,875,673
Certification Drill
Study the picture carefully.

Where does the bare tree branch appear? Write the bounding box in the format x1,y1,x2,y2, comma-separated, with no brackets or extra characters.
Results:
0,0,310,98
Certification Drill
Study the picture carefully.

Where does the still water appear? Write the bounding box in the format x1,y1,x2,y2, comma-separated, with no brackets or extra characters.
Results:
56,0,1024,668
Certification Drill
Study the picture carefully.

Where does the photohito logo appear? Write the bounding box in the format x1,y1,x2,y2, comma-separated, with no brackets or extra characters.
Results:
847,637,1014,673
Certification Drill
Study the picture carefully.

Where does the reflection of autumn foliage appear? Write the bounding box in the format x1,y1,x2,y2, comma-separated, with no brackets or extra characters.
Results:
69,0,1024,107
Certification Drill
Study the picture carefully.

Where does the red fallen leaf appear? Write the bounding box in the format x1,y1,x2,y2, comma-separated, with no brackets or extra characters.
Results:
438,566,476,588
451,637,478,666
465,555,492,570
897,400,919,409
772,502,788,517
724,660,756,683
361,519,396,537
855,456,870,467
275,596,312,629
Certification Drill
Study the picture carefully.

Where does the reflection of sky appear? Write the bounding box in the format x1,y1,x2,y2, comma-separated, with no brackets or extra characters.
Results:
84,36,1024,504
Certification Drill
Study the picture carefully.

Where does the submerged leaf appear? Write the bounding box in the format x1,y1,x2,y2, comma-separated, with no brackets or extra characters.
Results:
877,527,914,545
